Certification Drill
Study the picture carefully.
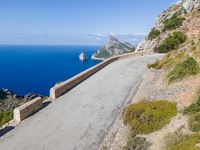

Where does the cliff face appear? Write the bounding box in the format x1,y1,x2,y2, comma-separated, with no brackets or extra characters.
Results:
92,35,135,60
136,0,200,52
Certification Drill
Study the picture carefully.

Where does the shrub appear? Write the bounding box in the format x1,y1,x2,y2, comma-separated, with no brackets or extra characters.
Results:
184,96,200,132
167,57,200,83
148,51,189,70
155,31,187,53
147,59,161,69
184,96,200,115
124,137,150,150
189,113,200,132
148,28,160,40
165,132,200,150
0,111,13,127
148,57,175,69
123,100,177,134
163,15,185,31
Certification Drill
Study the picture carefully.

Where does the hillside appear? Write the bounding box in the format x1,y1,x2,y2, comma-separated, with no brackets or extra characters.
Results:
0,89,45,127
103,0,200,150
92,35,135,60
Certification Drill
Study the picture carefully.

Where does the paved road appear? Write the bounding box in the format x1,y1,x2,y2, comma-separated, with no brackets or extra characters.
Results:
0,54,161,150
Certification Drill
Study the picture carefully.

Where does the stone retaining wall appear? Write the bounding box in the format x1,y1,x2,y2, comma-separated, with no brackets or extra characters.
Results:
50,50,153,99
14,97,43,122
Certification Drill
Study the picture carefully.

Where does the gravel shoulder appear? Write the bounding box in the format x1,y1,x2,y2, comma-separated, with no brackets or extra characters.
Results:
0,54,161,150
111,67,200,150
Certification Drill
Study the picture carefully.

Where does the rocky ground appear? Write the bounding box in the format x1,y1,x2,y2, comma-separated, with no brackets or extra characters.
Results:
0,88,45,112
106,67,200,150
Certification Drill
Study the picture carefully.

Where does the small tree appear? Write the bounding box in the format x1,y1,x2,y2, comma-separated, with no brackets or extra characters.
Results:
148,28,160,40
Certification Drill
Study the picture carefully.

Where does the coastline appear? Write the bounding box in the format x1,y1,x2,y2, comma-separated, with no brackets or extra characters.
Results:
91,54,106,61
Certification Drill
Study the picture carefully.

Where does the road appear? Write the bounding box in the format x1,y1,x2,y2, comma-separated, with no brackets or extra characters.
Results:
0,54,161,150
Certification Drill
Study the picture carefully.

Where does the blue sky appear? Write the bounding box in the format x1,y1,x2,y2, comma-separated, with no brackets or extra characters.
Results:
0,0,178,45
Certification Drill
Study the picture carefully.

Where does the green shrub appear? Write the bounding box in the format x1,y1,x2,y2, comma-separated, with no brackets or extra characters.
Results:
0,111,13,127
189,113,200,132
184,96,200,115
167,57,200,83
148,51,190,70
147,59,160,69
163,15,185,31
123,100,177,135
148,57,175,69
148,28,160,40
124,137,150,150
155,31,187,53
184,96,200,132
165,132,200,150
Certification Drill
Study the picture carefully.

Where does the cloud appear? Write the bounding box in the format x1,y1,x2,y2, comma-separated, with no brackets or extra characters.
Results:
0,33,145,45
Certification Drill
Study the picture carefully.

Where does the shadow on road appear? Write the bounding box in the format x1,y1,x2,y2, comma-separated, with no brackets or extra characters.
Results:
0,126,15,137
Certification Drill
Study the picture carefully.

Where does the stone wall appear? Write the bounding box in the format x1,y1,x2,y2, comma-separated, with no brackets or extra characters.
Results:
14,97,43,122
50,50,153,99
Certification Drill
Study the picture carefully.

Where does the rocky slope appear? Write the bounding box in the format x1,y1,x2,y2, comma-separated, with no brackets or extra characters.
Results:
0,89,45,112
92,35,135,60
136,0,200,52
0,89,46,127
105,0,200,150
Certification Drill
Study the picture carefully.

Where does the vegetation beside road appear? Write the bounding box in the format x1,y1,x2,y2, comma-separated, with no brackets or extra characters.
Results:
123,100,177,135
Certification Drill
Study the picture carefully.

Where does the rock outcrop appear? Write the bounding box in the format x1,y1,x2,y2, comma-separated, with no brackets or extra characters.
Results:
0,88,45,112
79,52,87,61
136,0,200,52
92,35,135,60
183,0,200,13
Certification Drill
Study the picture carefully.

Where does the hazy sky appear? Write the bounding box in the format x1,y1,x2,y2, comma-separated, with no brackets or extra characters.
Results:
0,0,178,45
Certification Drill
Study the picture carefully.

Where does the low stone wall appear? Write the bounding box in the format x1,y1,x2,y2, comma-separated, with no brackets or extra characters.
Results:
50,50,153,99
14,97,43,122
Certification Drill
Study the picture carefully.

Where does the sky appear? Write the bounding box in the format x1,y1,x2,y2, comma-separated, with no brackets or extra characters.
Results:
0,0,178,45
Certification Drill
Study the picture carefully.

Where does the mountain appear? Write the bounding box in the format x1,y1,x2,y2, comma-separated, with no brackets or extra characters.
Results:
136,0,200,52
92,35,135,60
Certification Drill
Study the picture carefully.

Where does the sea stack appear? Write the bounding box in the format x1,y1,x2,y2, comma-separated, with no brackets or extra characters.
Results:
79,52,87,61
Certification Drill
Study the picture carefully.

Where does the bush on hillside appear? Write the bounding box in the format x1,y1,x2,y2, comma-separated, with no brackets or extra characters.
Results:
184,95,200,132
167,57,200,83
148,28,160,40
148,51,188,70
123,100,177,135
0,111,13,127
124,137,150,150
154,31,187,53
163,15,185,31
165,130,200,150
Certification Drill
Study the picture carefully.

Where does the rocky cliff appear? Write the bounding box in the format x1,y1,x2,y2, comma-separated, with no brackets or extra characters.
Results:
136,0,200,52
0,89,45,112
92,35,135,60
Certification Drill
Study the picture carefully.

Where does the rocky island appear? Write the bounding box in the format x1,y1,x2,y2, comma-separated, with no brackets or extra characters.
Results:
79,52,87,61
92,35,135,60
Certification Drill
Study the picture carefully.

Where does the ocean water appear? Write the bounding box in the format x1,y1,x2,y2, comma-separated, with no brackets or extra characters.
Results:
0,45,101,96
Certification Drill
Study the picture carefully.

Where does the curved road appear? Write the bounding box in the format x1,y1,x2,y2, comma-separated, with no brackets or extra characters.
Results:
0,54,161,150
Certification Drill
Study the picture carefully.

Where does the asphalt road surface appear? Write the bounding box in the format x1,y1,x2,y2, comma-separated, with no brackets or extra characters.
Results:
0,54,161,150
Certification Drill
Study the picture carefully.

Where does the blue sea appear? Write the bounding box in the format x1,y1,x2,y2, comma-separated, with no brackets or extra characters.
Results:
0,45,101,96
